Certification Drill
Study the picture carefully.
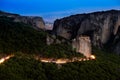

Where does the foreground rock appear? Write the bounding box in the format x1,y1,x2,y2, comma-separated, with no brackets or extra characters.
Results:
53,10,120,54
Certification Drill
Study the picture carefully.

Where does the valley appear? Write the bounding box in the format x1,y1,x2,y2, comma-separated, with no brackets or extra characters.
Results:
0,10,120,80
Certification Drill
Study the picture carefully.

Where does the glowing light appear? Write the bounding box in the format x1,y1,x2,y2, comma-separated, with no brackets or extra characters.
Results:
55,59,67,64
36,55,96,64
41,60,50,63
83,58,86,61
78,58,82,61
90,55,96,59
0,54,96,65
0,58,5,64
0,55,14,64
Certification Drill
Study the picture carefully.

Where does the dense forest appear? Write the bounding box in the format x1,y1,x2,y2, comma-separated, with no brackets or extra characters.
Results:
0,48,120,80
0,16,120,80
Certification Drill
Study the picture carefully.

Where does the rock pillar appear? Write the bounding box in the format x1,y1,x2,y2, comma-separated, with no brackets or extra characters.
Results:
72,36,91,58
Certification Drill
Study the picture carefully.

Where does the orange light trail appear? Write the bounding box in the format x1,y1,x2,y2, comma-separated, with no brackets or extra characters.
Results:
0,55,14,64
39,55,96,64
0,54,96,64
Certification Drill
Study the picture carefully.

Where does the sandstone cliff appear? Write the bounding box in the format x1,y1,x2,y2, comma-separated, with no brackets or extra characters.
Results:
72,36,91,58
53,10,120,54
0,11,45,30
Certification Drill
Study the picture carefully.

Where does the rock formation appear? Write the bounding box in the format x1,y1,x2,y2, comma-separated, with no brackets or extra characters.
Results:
53,10,120,54
46,35,68,45
46,35,55,45
72,36,91,58
0,11,45,30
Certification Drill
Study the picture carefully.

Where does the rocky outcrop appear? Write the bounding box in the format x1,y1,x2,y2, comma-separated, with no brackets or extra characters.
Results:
53,10,120,54
46,35,55,45
72,36,91,58
46,35,68,45
0,11,45,30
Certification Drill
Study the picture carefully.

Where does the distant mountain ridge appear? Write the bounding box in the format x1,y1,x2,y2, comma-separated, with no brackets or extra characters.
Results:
53,10,120,54
0,10,45,30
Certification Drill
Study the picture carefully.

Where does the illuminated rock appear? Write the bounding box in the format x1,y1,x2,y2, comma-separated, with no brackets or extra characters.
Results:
72,36,91,58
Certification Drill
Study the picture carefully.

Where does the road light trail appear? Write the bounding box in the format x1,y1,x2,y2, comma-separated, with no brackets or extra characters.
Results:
0,55,14,64
39,55,96,64
0,54,96,64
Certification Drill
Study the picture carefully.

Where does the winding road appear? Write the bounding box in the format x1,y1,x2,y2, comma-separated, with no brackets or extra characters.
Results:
0,55,96,64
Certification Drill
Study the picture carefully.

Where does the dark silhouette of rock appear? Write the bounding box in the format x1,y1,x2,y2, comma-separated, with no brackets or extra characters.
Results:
0,11,45,30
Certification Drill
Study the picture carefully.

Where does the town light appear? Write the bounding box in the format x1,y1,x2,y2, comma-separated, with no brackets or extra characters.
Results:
0,55,14,64
90,55,96,59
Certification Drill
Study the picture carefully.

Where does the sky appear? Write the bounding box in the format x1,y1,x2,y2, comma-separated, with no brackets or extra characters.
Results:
0,0,120,22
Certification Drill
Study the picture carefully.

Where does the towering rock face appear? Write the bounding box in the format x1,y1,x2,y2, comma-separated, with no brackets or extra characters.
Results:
0,11,45,30
72,36,91,58
53,10,120,54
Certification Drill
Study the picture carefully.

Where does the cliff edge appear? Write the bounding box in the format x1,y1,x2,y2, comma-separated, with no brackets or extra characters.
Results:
53,10,120,54
0,11,45,30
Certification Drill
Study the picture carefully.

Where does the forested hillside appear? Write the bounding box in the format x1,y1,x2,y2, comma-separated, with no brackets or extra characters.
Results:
0,16,82,58
0,16,120,80
0,48,120,80
0,16,46,54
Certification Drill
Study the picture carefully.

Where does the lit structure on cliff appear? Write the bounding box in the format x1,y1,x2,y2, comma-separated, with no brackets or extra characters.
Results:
72,36,92,58
72,35,96,60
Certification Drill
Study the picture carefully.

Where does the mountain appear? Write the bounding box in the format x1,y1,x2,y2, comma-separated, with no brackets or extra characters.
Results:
0,11,120,80
0,11,45,30
0,16,82,58
53,10,120,54
0,16,46,54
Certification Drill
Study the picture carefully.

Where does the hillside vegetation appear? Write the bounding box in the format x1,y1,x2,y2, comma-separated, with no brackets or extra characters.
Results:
0,16,82,58
0,49,120,80
0,16,46,54
0,16,120,80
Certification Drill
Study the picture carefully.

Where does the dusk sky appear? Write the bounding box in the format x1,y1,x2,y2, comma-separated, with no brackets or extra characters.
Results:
0,0,120,22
